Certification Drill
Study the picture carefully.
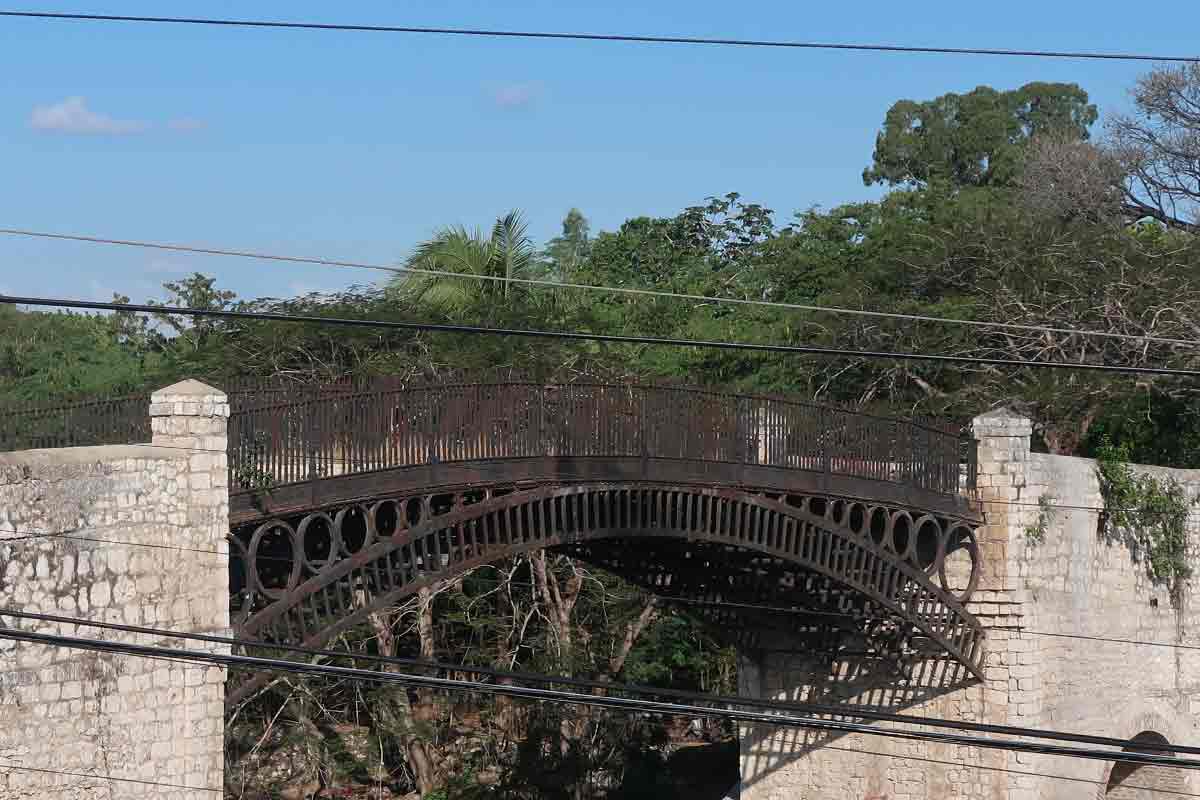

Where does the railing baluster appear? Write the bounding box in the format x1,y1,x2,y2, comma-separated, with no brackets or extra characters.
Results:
4,378,978,513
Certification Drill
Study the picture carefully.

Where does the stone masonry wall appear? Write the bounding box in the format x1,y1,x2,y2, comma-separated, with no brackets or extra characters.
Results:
739,409,1200,800
1012,450,1200,797
0,380,230,799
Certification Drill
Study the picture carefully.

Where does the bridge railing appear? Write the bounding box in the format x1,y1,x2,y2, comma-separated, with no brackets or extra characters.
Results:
0,392,151,451
225,380,975,497
0,380,975,498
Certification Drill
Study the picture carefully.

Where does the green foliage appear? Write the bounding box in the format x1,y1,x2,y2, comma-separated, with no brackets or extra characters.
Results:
1082,393,1200,469
232,430,276,491
391,210,541,319
1023,494,1056,545
148,272,238,356
1095,437,1194,598
0,302,161,405
543,208,591,279
427,768,490,800
864,82,1097,188
623,612,737,694
17,70,1200,797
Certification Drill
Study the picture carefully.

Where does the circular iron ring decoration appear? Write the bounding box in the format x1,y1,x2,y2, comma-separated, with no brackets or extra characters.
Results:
229,484,984,682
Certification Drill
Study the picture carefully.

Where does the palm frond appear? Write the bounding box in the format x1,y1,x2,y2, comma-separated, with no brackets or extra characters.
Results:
491,210,537,281
390,210,537,316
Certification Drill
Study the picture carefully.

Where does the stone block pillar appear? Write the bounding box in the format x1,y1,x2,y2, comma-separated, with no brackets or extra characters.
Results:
969,408,1046,800
151,377,231,607
151,378,230,482
0,379,231,798
970,408,1034,597
734,411,1051,800
149,377,231,631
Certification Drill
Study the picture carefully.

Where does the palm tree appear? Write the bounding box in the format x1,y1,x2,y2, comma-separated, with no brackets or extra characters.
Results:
393,211,541,320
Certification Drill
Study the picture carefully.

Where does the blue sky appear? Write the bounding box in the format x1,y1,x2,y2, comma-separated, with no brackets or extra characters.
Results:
1,1,1196,304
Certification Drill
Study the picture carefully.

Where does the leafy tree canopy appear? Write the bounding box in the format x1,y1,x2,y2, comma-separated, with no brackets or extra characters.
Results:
863,81,1097,188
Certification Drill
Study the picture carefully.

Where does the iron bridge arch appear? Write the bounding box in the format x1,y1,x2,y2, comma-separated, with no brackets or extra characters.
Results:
222,379,983,705
228,483,984,703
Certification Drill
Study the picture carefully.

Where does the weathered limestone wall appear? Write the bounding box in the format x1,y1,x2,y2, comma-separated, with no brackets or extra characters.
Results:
739,409,1200,800
0,380,230,799
1013,450,1200,796
738,645,999,800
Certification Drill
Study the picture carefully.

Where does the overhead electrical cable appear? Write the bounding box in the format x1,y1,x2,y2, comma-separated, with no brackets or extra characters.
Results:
5,521,1200,659
4,632,1194,798
4,294,1199,377
822,744,1200,799
6,607,1194,756
0,761,223,794
0,725,1192,800
4,532,1196,660
2,228,1196,348
0,11,1198,62
3,625,1199,769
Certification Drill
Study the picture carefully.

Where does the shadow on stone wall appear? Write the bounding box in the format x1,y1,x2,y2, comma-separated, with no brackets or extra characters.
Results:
738,650,977,793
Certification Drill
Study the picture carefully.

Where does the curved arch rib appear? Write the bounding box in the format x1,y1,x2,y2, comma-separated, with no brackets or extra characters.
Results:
229,484,984,707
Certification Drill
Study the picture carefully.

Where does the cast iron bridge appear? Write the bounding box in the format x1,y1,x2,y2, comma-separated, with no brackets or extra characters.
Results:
218,379,985,700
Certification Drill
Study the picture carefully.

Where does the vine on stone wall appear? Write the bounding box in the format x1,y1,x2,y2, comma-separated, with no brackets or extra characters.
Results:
1023,494,1055,545
1095,437,1193,600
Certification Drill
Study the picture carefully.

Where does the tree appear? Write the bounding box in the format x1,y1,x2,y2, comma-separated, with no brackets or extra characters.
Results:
791,187,1200,458
219,287,434,383
1015,131,1126,223
1108,64,1200,231
385,210,603,375
543,208,591,279
1019,65,1200,233
148,272,238,354
864,82,1097,188
0,301,159,405
392,211,538,320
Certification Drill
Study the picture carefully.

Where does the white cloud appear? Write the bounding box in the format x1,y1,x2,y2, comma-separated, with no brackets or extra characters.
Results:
30,96,147,135
168,117,207,132
491,83,541,110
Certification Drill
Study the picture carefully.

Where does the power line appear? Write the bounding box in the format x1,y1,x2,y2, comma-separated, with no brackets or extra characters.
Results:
6,524,1196,657
1,528,231,556
6,293,1200,378
5,488,1200,570
4,625,1199,769
8,516,1200,656
0,760,222,794
3,635,1191,800
9,607,1195,757
0,698,1189,800
982,497,1200,518
1,11,1198,63
1015,627,1200,652
3,228,1196,349
2,425,1197,520
822,743,1200,799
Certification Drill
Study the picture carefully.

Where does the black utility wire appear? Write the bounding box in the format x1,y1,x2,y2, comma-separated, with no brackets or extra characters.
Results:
4,626,1200,769
0,761,222,794
4,644,1194,800
4,534,1200,656
1,11,1198,62
5,294,1199,377
9,623,1200,767
823,744,1200,799
5,227,1195,349
8,607,1194,756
